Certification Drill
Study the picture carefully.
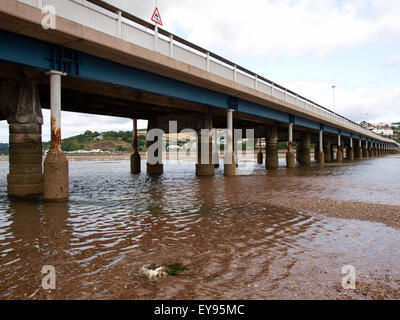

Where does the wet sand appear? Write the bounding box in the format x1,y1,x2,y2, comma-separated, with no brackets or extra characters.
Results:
266,196,400,230
0,156,400,300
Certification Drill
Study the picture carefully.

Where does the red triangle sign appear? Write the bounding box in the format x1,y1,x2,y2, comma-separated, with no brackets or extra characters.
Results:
151,7,163,26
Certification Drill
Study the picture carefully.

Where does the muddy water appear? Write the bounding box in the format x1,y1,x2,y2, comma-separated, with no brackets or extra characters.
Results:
0,156,400,299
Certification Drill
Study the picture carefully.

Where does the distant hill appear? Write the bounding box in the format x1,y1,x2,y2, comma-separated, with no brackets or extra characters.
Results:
43,130,147,152
0,143,8,155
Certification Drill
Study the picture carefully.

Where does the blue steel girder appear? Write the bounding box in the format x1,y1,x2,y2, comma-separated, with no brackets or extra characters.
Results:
0,29,356,137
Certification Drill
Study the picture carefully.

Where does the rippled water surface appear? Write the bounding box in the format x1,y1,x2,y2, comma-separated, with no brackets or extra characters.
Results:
0,155,399,299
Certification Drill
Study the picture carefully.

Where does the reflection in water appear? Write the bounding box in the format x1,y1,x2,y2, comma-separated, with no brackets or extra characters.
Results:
0,156,399,299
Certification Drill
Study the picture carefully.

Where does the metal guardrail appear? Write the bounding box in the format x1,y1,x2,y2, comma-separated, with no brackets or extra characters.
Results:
16,0,398,145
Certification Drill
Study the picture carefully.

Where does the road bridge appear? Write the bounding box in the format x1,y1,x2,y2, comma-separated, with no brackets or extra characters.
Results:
0,0,398,200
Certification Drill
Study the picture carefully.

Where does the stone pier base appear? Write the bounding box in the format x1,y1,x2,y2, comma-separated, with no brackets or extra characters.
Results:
257,151,263,164
323,141,332,162
43,151,69,201
147,163,163,175
224,152,236,176
347,147,354,161
8,123,43,198
299,133,311,166
318,151,325,167
337,146,343,162
286,142,295,168
130,152,141,174
265,127,278,169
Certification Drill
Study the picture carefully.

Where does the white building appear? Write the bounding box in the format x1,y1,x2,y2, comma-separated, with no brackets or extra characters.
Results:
372,129,394,136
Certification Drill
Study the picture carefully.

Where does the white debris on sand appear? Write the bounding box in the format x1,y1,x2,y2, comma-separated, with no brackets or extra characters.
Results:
141,264,168,281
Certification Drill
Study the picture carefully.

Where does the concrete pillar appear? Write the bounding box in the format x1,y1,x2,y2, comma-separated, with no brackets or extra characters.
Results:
355,139,362,159
314,143,319,162
323,137,332,162
43,71,69,201
7,81,43,198
224,109,236,176
318,130,325,167
130,118,141,174
212,129,219,168
362,141,368,158
347,138,354,161
196,115,214,176
330,144,335,161
146,119,163,174
286,123,295,168
296,140,302,163
265,126,278,169
337,134,343,162
257,138,263,164
299,132,311,166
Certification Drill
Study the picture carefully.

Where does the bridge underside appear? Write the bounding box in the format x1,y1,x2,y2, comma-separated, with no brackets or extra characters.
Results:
0,60,337,143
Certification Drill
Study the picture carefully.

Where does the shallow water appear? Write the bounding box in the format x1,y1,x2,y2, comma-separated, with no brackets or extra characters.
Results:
0,156,399,299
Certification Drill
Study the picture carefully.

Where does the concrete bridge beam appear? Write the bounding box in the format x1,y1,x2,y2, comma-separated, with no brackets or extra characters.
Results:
6,80,44,198
286,123,295,168
43,71,69,201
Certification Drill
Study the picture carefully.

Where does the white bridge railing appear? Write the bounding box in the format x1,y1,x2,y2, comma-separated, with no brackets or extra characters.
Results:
17,0,396,143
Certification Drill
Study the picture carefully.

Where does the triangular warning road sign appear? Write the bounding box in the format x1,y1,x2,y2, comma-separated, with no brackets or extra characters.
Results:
151,7,163,26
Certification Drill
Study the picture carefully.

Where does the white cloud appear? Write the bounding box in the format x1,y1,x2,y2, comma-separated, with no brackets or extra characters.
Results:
283,79,400,123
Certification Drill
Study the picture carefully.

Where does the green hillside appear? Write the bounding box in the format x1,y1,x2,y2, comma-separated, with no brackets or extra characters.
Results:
0,143,8,155
43,130,147,152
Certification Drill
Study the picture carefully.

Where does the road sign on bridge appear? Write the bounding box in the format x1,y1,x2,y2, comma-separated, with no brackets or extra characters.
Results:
151,7,163,26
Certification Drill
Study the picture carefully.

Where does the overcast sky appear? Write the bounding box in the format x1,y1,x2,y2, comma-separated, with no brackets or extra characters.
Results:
1,0,400,142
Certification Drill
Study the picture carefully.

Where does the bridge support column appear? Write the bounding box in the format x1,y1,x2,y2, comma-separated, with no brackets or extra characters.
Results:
265,126,278,169
323,138,332,162
146,119,163,175
212,129,219,168
286,123,295,168
7,81,43,198
314,143,319,162
362,141,368,158
318,130,325,167
330,144,335,161
299,132,311,166
43,71,69,201
347,138,354,161
224,109,236,176
355,140,362,159
257,138,263,164
130,118,141,174
196,115,214,176
336,134,343,162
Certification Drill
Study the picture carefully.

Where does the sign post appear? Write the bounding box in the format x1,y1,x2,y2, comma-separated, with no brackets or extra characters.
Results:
151,6,163,52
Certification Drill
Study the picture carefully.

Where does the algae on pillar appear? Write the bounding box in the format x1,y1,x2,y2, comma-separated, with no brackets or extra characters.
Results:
43,71,69,201
286,123,295,168
6,81,43,198
224,109,236,176
265,126,278,169
130,118,141,174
